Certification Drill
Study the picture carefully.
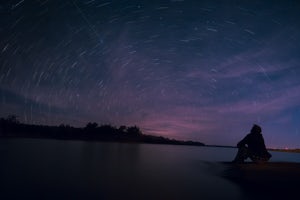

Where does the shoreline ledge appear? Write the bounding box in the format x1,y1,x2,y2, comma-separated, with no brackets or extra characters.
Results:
221,162,300,199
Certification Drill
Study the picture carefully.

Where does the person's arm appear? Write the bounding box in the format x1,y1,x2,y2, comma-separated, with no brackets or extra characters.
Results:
237,134,249,148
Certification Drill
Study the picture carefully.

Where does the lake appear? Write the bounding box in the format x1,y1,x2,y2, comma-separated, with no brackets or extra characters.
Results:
0,138,299,200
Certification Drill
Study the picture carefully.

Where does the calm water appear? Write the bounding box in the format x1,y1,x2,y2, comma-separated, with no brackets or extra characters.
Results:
0,139,299,200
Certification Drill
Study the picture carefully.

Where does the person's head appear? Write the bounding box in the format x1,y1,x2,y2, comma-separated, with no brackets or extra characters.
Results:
251,124,262,134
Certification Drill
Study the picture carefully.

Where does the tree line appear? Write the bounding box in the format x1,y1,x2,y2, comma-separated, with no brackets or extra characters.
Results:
0,115,205,146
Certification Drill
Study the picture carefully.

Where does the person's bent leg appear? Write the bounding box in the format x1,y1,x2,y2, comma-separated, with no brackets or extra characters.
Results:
232,146,249,163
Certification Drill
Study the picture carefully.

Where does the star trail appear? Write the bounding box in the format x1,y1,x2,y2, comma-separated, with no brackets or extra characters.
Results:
1,0,300,148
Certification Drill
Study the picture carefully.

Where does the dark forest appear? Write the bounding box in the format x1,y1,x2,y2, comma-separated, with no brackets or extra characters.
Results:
0,115,204,146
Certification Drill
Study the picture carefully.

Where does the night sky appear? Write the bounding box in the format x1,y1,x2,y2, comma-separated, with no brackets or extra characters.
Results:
1,0,300,148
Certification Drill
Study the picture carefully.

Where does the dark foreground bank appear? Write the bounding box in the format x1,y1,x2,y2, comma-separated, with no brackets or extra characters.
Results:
222,162,300,199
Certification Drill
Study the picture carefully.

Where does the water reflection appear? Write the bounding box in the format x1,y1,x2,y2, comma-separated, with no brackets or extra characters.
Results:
1,139,298,199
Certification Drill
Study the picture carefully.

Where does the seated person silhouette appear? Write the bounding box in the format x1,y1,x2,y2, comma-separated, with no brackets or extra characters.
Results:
233,124,272,163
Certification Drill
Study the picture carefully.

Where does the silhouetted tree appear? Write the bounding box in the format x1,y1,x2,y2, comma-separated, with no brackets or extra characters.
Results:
85,122,98,129
6,115,20,124
127,126,142,136
118,125,127,133
59,124,71,128
99,124,116,133
59,124,66,128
